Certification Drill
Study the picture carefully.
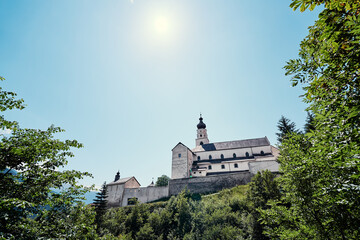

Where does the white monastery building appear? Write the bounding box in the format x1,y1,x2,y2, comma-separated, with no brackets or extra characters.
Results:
171,115,280,179
106,115,279,207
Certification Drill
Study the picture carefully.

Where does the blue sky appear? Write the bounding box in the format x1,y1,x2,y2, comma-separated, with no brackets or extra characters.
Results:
0,0,321,188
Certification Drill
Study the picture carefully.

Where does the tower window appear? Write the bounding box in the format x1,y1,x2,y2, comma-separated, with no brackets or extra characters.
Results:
209,155,212,160
197,156,200,160
221,154,224,159
200,134,202,137
245,152,249,158
234,163,238,168
233,153,236,158
260,151,264,155
208,165,212,170
200,142,203,145
221,165,225,169
178,153,181,158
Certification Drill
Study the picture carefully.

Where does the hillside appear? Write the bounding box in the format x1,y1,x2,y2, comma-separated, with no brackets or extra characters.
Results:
99,171,279,239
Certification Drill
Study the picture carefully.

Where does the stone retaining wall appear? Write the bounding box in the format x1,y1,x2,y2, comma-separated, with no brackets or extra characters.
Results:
168,171,253,196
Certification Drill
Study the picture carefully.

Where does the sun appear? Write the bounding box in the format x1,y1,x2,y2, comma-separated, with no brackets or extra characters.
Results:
154,16,170,35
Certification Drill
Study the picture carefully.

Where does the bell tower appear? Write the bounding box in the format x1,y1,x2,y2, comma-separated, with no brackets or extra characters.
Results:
196,114,209,146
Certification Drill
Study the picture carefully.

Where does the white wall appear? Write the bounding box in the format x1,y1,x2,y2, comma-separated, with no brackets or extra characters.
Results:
106,184,125,207
172,144,190,179
122,186,169,206
193,160,250,175
249,160,279,174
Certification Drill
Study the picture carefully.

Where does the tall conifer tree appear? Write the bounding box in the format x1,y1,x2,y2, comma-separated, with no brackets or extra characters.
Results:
276,115,298,143
93,182,108,228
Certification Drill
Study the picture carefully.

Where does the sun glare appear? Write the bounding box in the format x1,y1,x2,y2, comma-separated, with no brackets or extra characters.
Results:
154,16,169,35
133,5,187,51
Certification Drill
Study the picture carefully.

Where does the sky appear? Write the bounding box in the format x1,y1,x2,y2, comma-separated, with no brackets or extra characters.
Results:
0,0,321,189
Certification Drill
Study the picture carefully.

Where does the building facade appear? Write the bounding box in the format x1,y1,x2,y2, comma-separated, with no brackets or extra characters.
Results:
106,116,279,207
171,115,279,179
106,172,169,207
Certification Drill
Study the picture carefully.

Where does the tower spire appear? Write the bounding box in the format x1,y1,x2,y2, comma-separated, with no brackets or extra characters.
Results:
197,114,206,129
195,114,209,146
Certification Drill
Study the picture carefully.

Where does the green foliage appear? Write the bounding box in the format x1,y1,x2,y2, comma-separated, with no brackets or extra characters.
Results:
304,111,316,133
155,174,170,186
247,170,281,209
246,171,281,240
276,115,299,143
94,182,109,232
101,178,282,240
0,76,25,131
0,77,97,239
261,1,360,239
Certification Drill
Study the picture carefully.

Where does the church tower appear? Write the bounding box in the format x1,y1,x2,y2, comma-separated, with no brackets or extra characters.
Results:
196,114,209,146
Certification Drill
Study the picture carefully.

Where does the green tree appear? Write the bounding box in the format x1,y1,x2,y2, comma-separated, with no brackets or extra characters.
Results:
261,1,360,239
0,77,97,239
124,200,150,239
304,111,315,133
275,115,299,143
155,175,170,186
94,181,108,232
245,171,281,240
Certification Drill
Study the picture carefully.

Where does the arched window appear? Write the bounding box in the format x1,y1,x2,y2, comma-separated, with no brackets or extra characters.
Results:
197,156,200,160
233,153,236,158
245,152,249,158
221,154,224,159
200,141,203,145
178,153,181,158
260,150,264,155
234,163,238,168
208,165,212,170
209,155,212,160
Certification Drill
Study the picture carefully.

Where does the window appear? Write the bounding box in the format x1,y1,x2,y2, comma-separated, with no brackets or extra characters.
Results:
245,152,249,158
208,165,212,170
260,150,264,155
209,155,212,160
199,171,201,174
200,134,202,137
234,163,238,168
197,156,201,160
200,141,203,145
178,153,181,158
233,153,236,158
221,154,224,159
221,165,225,169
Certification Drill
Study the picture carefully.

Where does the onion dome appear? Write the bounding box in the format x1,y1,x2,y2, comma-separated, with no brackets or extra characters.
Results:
197,114,206,129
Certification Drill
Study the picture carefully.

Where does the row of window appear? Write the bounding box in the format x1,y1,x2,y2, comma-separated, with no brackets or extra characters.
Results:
208,163,238,170
193,163,239,175
183,151,266,160
197,151,265,160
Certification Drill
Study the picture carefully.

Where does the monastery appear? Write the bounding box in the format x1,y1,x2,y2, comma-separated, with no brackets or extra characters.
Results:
106,115,279,207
